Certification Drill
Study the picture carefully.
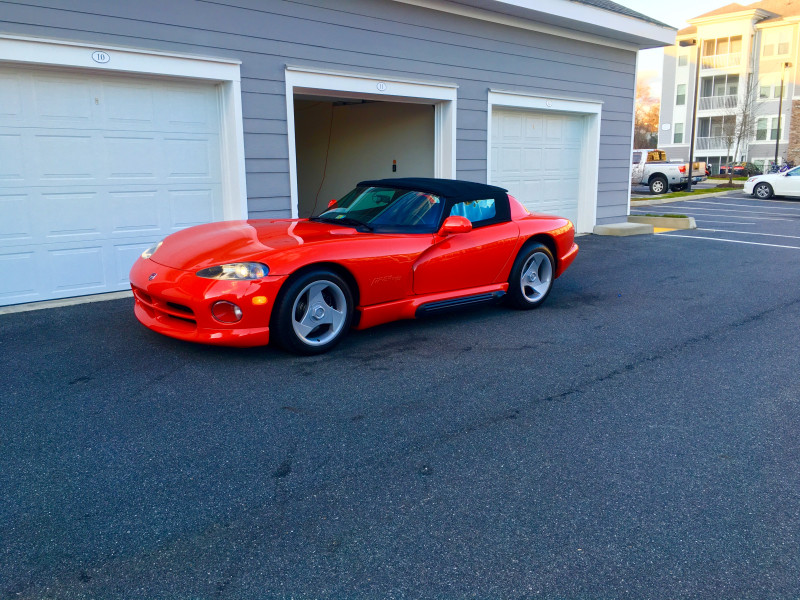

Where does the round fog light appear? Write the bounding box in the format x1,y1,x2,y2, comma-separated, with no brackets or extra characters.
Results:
211,300,243,323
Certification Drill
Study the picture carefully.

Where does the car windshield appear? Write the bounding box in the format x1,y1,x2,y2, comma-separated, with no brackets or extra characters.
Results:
312,186,444,233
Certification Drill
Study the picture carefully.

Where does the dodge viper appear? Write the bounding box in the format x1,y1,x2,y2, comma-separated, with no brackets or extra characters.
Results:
130,178,578,354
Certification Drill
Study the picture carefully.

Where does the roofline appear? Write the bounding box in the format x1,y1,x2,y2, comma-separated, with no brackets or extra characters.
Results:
756,16,800,29
688,8,778,26
390,0,676,50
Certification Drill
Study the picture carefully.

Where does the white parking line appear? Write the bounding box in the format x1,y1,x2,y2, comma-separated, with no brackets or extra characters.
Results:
630,210,794,221
660,206,798,217
679,200,800,213
697,228,800,239
698,196,800,205
657,233,800,249
689,220,757,225
687,200,800,215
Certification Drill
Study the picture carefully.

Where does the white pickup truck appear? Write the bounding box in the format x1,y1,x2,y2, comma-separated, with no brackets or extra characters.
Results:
631,149,706,194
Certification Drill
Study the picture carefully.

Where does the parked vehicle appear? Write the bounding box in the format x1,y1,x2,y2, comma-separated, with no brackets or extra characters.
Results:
130,178,579,354
631,149,706,194
720,162,762,177
744,166,800,199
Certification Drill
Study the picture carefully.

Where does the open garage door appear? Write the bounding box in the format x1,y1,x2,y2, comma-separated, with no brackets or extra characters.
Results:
0,65,225,307
293,99,435,217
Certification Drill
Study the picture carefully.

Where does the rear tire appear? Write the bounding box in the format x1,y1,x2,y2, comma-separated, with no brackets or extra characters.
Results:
506,243,555,310
649,176,668,195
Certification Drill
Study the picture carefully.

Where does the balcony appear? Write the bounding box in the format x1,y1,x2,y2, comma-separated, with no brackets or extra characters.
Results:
698,95,738,111
696,136,730,150
701,53,742,69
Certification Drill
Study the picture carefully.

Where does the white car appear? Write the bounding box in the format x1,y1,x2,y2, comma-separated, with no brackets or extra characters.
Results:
744,167,800,199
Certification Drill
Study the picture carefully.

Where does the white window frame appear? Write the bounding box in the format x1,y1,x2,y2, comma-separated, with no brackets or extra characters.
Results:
755,115,784,141
676,83,687,106
0,34,248,221
673,122,684,144
486,90,602,234
284,66,457,218
762,28,792,58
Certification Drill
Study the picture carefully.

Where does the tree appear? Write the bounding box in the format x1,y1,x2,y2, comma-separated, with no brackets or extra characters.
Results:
722,74,763,185
634,81,660,149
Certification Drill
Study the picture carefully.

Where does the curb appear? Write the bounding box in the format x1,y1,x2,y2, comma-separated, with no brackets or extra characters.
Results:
628,215,697,230
630,189,744,206
0,291,133,315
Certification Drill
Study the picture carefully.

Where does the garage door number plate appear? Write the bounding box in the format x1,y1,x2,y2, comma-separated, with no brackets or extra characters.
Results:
92,51,111,64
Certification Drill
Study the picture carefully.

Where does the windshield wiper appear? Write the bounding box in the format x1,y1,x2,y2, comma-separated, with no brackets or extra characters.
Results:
310,216,373,231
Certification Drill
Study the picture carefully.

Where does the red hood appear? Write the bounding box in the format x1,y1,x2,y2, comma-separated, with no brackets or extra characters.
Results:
149,219,359,270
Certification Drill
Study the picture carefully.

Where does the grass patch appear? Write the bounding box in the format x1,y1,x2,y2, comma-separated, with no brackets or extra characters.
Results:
709,175,749,181
644,213,688,218
632,187,738,200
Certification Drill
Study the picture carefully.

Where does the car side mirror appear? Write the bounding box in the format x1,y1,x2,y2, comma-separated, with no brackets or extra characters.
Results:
327,199,338,208
437,215,472,236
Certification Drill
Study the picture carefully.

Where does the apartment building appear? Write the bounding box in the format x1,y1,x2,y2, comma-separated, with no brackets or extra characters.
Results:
659,1,800,174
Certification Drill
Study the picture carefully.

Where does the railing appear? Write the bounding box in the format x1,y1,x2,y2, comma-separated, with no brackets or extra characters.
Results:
698,95,738,111
701,53,742,69
696,136,730,150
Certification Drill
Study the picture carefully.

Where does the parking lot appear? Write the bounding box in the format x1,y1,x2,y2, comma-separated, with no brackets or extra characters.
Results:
632,190,800,249
2,194,800,599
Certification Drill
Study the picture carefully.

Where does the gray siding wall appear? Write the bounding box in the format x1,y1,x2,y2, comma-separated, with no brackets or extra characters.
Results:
1,0,637,223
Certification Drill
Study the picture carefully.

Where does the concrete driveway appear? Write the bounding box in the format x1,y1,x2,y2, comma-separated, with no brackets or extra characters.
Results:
2,214,799,598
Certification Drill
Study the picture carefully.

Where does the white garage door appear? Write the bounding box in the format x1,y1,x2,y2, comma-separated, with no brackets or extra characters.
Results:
491,108,584,225
0,66,224,306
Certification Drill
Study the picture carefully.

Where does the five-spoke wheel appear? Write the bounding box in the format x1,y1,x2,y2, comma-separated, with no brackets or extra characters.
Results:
506,243,555,309
273,270,353,354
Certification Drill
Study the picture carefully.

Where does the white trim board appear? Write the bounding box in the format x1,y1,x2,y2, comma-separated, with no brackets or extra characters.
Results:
486,90,602,234
390,0,674,50
0,34,248,221
285,66,457,218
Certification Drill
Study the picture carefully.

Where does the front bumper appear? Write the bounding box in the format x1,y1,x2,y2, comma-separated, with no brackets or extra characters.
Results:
130,257,287,347
556,242,579,278
743,180,756,194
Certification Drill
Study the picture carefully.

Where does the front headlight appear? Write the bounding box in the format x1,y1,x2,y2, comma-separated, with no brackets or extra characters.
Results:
196,263,268,280
141,241,163,259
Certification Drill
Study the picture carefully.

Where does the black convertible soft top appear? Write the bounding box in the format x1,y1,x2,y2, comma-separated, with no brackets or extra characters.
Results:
358,178,508,203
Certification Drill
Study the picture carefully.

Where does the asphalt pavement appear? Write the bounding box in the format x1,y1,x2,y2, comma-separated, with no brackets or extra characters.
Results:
2,202,800,598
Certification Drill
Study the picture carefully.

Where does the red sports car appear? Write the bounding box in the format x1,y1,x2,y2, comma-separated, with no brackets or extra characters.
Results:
130,178,578,354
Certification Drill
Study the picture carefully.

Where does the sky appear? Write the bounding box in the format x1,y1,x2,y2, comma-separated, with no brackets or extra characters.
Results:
611,0,738,98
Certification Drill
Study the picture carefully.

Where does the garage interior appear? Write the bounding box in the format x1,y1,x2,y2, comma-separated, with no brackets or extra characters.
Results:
293,98,435,217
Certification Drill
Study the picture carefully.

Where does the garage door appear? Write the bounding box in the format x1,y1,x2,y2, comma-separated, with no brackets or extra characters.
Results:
491,108,584,225
0,66,224,307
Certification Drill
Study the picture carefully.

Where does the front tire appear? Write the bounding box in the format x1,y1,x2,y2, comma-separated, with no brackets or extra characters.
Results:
649,176,668,195
753,182,773,199
506,243,555,310
272,270,354,354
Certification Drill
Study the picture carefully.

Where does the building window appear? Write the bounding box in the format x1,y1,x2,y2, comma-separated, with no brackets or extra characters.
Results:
674,123,684,144
702,35,743,68
763,29,791,57
678,54,688,67
676,84,686,106
756,117,781,141
758,82,788,100
701,75,738,97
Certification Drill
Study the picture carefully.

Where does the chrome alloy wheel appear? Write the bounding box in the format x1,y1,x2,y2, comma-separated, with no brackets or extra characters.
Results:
291,280,348,346
519,252,553,302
